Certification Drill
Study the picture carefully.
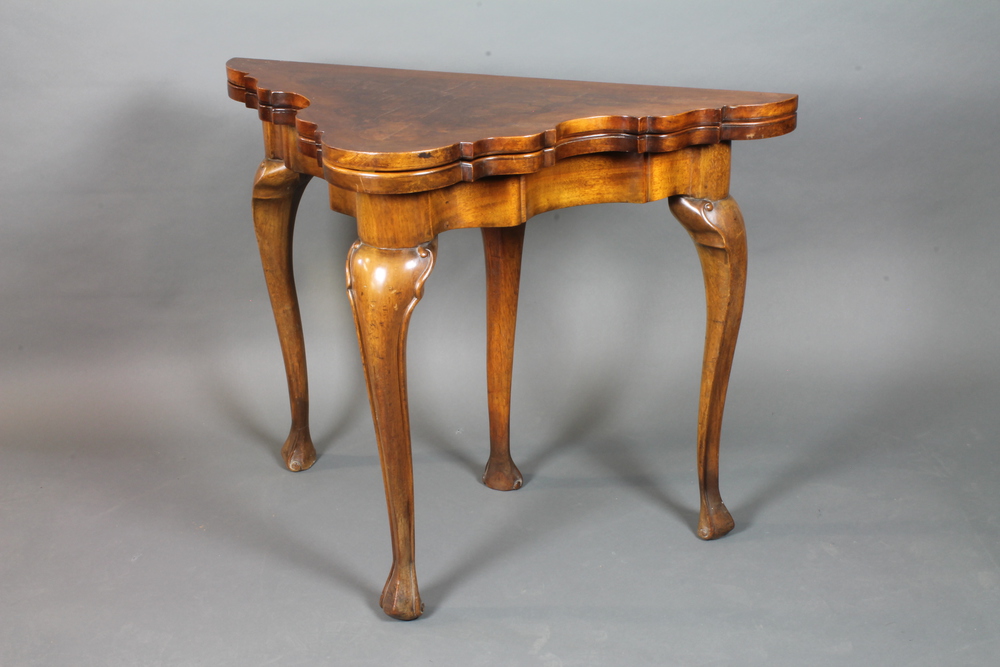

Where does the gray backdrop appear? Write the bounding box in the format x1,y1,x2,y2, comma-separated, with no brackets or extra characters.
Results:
2,1,999,665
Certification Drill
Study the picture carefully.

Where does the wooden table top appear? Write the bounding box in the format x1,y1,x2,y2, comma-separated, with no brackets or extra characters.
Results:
228,58,796,193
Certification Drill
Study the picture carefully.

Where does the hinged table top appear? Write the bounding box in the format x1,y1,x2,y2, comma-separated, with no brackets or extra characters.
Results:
228,58,796,193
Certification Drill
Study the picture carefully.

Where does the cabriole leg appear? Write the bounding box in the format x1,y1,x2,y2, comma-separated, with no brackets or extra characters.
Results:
252,159,316,472
481,224,526,491
668,195,747,540
346,239,436,620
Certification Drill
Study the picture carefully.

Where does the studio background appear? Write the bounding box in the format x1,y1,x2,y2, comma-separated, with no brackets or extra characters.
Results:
2,1,998,665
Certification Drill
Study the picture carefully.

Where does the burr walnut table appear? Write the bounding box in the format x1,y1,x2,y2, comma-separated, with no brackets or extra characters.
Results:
226,57,797,620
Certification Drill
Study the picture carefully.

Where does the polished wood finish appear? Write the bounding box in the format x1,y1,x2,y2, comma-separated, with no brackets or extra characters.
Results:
668,196,747,540
481,224,526,491
346,240,436,620
228,58,796,619
251,159,316,472
227,58,796,194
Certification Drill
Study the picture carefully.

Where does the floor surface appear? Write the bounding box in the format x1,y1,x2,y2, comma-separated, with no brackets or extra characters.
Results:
3,311,998,665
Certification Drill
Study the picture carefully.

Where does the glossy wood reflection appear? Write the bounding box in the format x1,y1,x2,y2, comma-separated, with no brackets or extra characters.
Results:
230,58,795,620
251,159,316,472
346,240,436,620
669,195,747,540
228,58,795,193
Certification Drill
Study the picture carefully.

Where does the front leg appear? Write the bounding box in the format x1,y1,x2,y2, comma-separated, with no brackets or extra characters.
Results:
668,195,747,540
252,159,316,472
347,239,436,620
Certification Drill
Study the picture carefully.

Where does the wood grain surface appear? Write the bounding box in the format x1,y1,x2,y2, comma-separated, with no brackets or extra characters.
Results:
228,58,796,193
233,58,796,619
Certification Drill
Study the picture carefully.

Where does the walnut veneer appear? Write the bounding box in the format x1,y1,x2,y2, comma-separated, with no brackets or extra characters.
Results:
228,57,796,620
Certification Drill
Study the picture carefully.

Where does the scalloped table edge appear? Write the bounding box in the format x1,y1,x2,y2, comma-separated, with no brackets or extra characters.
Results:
227,61,797,194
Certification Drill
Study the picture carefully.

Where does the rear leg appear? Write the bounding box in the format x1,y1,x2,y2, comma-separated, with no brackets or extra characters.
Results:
481,225,526,491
